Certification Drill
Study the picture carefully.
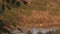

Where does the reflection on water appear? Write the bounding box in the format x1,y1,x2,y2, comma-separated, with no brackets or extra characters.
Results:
2,27,60,34
27,27,59,34
30,27,58,34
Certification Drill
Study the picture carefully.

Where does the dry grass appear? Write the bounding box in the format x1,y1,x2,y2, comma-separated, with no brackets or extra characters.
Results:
0,0,60,30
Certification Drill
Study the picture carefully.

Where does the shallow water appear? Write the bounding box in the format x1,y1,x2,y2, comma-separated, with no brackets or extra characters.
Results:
2,27,59,34
31,28,58,34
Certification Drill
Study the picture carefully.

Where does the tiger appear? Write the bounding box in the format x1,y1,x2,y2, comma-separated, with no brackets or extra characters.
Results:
0,0,28,13
0,20,24,34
